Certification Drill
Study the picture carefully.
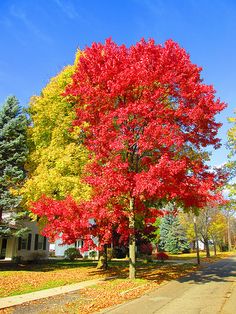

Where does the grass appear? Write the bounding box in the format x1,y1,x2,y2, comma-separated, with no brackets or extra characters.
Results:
9,280,67,296
168,250,236,261
0,259,114,297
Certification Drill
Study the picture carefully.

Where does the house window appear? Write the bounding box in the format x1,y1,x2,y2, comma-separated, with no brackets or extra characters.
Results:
34,234,47,250
18,237,22,250
27,234,32,250
18,234,32,251
76,240,83,248
21,238,27,250
38,235,44,250
34,234,39,250
43,237,47,250
1,238,7,258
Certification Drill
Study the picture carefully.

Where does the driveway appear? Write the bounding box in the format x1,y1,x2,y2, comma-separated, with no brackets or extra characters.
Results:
103,256,236,314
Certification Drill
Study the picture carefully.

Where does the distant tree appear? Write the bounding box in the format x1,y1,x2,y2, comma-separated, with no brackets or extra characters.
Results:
0,96,28,232
231,215,236,248
225,112,236,250
159,208,190,254
226,115,236,182
208,210,227,255
195,204,228,256
180,205,229,256
220,201,236,251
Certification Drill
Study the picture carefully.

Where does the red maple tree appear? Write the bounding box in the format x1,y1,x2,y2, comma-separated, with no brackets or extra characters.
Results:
32,39,226,278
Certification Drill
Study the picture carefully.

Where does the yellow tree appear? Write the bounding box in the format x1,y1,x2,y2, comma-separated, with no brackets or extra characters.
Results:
225,114,236,250
209,211,227,255
179,212,195,247
21,57,90,208
227,115,236,172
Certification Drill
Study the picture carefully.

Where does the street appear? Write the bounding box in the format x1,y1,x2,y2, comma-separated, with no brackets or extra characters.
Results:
103,256,236,314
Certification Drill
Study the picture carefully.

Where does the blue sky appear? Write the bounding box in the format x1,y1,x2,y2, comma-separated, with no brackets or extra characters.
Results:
0,0,235,167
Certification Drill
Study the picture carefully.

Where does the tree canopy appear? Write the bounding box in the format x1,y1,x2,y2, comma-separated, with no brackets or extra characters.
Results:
32,38,226,278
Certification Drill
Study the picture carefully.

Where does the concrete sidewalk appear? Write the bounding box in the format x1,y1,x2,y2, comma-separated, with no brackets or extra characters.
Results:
0,277,108,309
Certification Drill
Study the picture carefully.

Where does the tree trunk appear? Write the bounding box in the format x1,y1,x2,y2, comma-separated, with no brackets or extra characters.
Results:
193,218,200,265
204,239,210,257
213,241,217,256
227,215,232,251
103,244,108,269
97,244,108,270
129,197,136,279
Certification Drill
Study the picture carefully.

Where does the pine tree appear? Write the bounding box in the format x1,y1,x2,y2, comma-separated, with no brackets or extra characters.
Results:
159,209,190,254
0,96,28,225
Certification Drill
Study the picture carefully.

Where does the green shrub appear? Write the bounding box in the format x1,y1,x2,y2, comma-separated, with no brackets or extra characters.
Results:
89,250,97,260
64,247,80,261
12,256,22,265
29,252,47,263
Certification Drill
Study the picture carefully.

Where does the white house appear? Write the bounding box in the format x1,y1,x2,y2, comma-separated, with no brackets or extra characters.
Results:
53,237,99,258
0,218,49,261
53,218,99,258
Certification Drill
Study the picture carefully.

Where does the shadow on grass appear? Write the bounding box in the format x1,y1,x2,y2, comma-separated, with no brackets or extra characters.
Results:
0,258,191,278
86,260,195,283
2,257,234,287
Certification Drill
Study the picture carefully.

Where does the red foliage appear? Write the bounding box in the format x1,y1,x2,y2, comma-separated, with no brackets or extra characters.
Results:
32,38,226,248
156,252,169,261
139,243,153,255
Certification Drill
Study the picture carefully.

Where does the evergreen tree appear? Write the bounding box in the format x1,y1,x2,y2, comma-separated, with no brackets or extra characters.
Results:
159,208,190,254
0,96,28,225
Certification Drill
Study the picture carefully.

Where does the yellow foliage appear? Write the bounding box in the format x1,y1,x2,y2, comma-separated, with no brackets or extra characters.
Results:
208,212,227,240
21,52,91,208
178,212,195,242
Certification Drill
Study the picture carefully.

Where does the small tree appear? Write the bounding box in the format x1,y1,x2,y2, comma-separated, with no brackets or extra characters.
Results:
0,96,28,229
159,208,190,254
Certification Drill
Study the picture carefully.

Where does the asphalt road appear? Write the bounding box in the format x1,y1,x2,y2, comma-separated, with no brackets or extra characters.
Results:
103,256,236,314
